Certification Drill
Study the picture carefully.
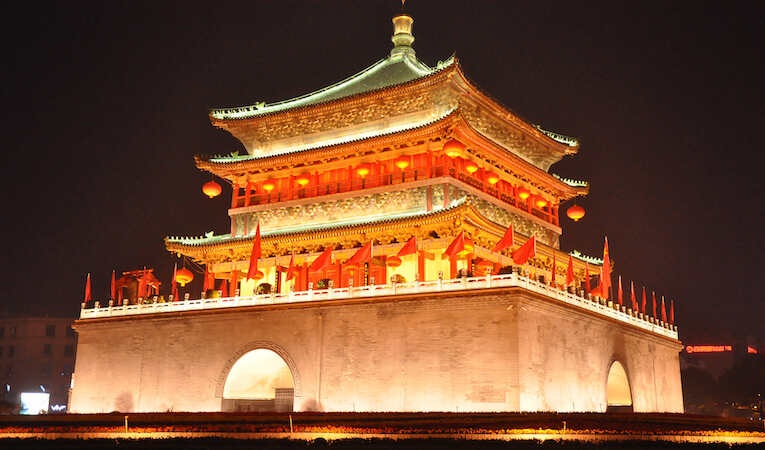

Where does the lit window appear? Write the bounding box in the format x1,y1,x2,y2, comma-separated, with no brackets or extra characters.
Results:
45,325,55,337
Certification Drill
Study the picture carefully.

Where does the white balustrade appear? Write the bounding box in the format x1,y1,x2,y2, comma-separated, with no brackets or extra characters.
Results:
80,273,678,339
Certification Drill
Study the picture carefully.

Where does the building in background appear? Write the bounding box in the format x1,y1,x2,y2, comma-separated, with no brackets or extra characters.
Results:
681,336,761,378
0,316,76,414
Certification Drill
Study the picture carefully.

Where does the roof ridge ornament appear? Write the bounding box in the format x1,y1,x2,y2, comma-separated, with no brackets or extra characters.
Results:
391,13,415,58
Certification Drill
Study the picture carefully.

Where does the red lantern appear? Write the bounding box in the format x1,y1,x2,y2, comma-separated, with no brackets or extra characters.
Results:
394,156,410,170
517,186,531,200
356,164,371,178
535,196,548,208
442,139,465,158
253,270,265,280
566,204,586,221
262,180,276,192
386,256,402,267
295,174,311,187
486,172,500,185
475,259,494,274
175,267,194,286
202,181,222,198
464,161,479,174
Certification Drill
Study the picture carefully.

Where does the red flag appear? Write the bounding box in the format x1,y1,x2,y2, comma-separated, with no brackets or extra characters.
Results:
397,237,417,257
670,300,675,324
550,252,556,286
661,296,667,322
630,281,637,310
284,255,296,281
219,279,228,298
84,273,92,302
492,224,514,253
565,255,574,285
230,270,239,296
110,270,116,300
641,286,647,314
442,232,465,260
171,263,178,299
652,291,657,318
309,246,334,272
585,262,591,292
246,222,262,281
617,275,623,305
511,236,536,265
600,237,611,300
347,242,373,266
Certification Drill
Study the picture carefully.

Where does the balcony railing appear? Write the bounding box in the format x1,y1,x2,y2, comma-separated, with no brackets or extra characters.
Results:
80,273,678,340
232,165,559,226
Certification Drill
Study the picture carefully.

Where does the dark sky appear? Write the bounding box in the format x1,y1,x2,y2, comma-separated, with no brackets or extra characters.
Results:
2,1,763,342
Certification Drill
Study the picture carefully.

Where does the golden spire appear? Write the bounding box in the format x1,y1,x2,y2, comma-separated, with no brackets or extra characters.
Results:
391,8,415,57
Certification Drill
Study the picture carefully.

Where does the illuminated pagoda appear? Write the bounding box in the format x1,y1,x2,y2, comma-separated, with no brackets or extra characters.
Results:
71,12,683,414
168,14,588,295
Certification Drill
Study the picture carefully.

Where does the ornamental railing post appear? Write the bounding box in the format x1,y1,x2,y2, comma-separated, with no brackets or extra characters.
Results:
438,271,443,291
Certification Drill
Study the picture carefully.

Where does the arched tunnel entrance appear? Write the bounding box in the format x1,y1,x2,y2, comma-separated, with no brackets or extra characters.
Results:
606,360,633,412
222,348,295,412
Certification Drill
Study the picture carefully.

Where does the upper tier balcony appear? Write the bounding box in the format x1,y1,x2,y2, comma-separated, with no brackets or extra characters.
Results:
79,271,678,341
231,161,560,226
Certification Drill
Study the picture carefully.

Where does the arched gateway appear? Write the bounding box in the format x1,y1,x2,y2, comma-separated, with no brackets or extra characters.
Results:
606,361,633,412
219,344,299,412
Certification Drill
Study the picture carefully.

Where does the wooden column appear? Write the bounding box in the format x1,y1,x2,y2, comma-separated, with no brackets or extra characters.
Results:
417,250,425,282
244,182,252,207
231,183,240,208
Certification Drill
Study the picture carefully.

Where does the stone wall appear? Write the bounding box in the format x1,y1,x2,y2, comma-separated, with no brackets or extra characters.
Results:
69,289,682,413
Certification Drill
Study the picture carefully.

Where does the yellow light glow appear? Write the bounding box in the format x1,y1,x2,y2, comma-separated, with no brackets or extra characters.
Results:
535,197,548,208
295,174,310,187
262,181,276,192
518,187,530,200
606,361,632,407
465,162,478,174
395,156,410,170
486,173,500,185
223,349,294,400
356,164,371,178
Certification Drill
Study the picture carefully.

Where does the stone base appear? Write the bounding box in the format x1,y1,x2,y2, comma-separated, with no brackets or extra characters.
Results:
70,287,683,414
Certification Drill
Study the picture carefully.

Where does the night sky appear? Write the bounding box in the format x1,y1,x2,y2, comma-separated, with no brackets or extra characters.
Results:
2,1,763,342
